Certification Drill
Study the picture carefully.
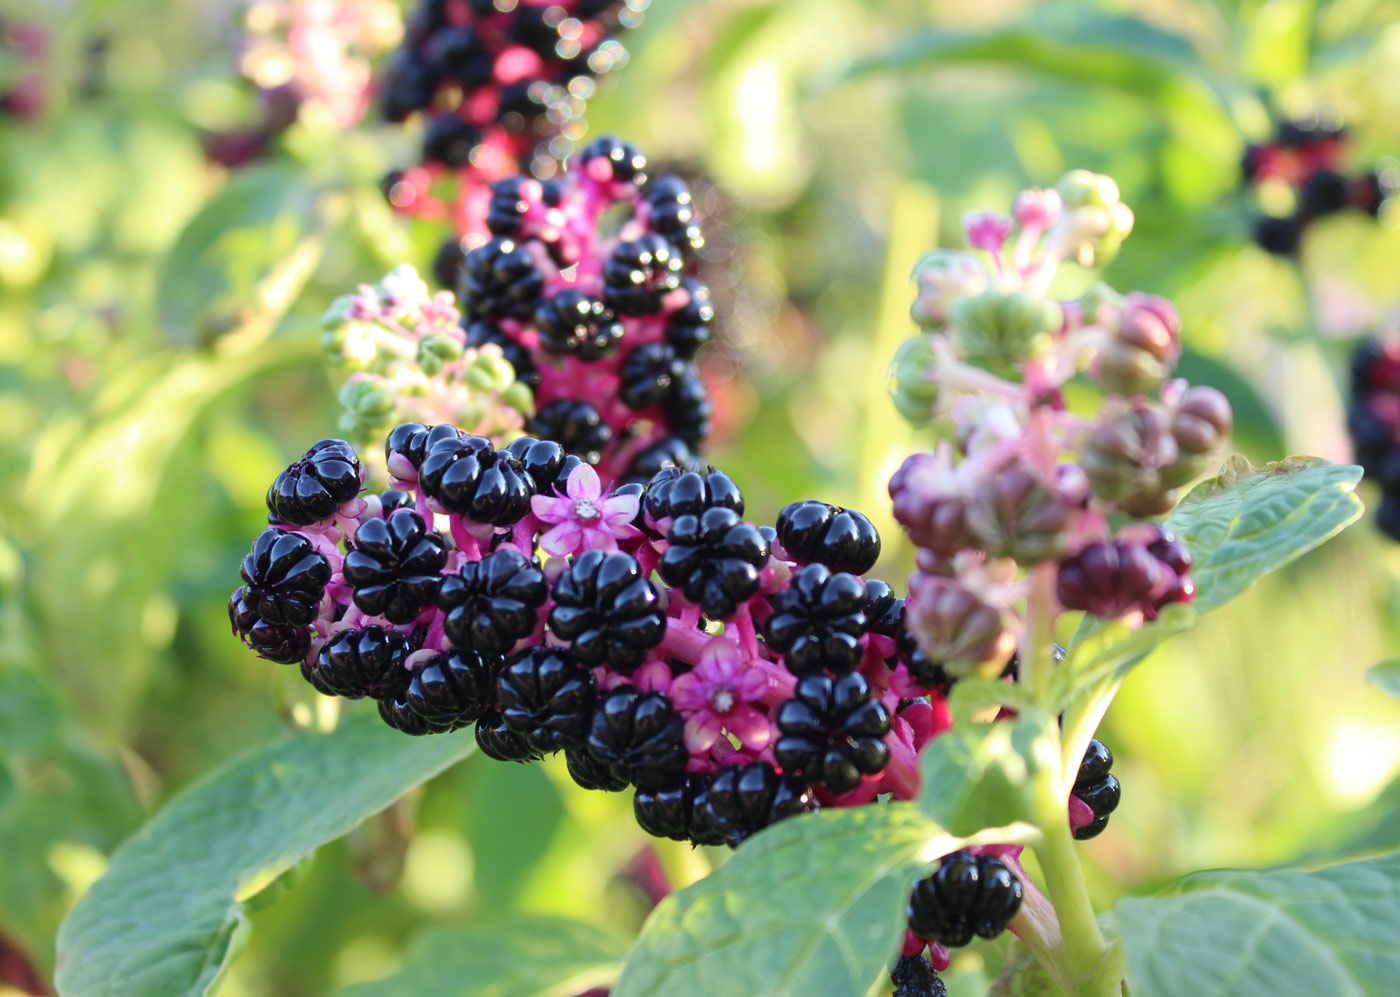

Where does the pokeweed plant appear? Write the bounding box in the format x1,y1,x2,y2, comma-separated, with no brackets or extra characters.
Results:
53,158,1394,997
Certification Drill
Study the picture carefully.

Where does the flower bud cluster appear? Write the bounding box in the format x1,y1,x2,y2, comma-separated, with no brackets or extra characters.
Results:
1348,335,1400,539
377,0,644,254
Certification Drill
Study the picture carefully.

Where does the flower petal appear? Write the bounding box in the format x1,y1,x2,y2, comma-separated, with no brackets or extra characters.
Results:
530,495,572,523
733,667,770,702
541,522,583,557
725,705,772,751
604,493,640,521
683,713,721,754
669,672,707,712
566,463,602,501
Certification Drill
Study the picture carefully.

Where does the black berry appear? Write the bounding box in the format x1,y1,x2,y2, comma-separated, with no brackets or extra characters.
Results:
908,851,1023,947
776,499,882,575
406,649,500,730
626,436,694,486
645,174,704,259
304,624,415,700
237,528,331,626
419,436,536,525
577,135,647,185
343,508,448,624
566,748,630,792
586,685,688,790
549,550,665,672
658,506,770,620
692,761,815,848
619,341,683,409
643,465,742,523
460,237,545,321
603,234,683,316
267,439,363,526
496,646,596,752
1253,214,1302,256
634,773,714,843
774,672,890,793
229,590,312,664
763,563,868,676
527,399,612,460
534,289,624,360
1072,737,1121,841
665,278,713,360
475,708,541,762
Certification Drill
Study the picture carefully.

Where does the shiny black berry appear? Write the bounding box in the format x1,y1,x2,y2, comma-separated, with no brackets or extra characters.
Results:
776,499,882,575
419,436,535,525
405,649,500,730
665,278,713,360
304,625,414,700
343,509,447,624
534,289,624,360
527,399,612,460
267,439,363,526
459,237,545,321
379,696,436,735
1072,738,1121,841
693,761,815,848
864,579,897,626
386,422,466,481
645,174,704,259
566,748,630,792
229,590,312,664
603,234,683,316
634,773,713,842
380,54,437,122
774,672,890,793
475,708,541,762
423,25,492,88
908,851,1023,947
496,646,596,752
238,529,331,626
549,551,665,672
659,506,770,620
625,436,694,486
586,685,687,791
619,342,684,409
577,135,647,185
439,548,548,656
662,364,712,448
643,466,742,523
504,435,579,495
763,564,868,676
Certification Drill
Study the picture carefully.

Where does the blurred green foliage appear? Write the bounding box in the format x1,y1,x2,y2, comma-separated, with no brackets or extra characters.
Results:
2,0,1399,993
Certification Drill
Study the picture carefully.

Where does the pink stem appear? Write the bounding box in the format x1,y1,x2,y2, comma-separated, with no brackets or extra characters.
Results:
449,517,481,560
879,728,922,800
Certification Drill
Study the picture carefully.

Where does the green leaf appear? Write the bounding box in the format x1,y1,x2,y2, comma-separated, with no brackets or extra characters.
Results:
156,162,335,348
1055,603,1197,705
338,914,628,997
55,713,472,997
1114,849,1400,997
1166,456,1364,613
916,710,1055,836
614,805,946,997
1365,660,1400,701
946,676,1038,725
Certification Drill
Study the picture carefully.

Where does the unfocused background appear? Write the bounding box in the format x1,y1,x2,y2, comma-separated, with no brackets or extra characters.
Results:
2,1,1399,994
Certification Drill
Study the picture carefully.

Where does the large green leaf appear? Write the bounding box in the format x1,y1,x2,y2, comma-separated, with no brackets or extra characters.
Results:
613,805,946,997
916,710,1055,837
1365,660,1400,701
338,914,627,997
1114,849,1400,997
55,713,472,997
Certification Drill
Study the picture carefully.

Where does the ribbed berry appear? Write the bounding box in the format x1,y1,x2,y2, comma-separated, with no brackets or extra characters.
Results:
634,773,716,843
619,342,683,409
549,551,665,672
228,591,312,664
304,625,415,700
475,708,541,762
776,499,882,575
566,748,630,792
662,364,712,447
603,234,683,316
460,237,545,320
643,466,742,523
659,507,770,620
626,436,694,486
586,685,688,790
405,649,500,731
534,289,624,360
693,761,815,848
908,851,1023,947
419,436,535,525
267,439,364,526
237,529,331,626
379,54,436,122
774,672,890,793
1072,738,1121,840
343,509,447,624
504,435,579,495
439,548,548,655
665,278,713,360
527,399,612,459
864,578,897,626
645,174,704,259
485,177,533,239
385,422,466,482
379,696,437,735
496,646,596,752
423,25,492,86
577,135,647,186
763,564,868,676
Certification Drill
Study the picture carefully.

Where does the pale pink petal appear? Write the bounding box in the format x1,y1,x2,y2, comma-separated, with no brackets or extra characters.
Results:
582,526,620,553
669,672,708,713
541,522,583,557
530,495,572,523
565,462,601,501
607,521,643,542
683,712,721,754
632,659,673,694
603,493,640,521
733,668,770,702
725,705,772,751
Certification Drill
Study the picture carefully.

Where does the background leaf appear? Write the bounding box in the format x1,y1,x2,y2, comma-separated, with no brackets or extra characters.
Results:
1365,660,1400,701
1114,849,1400,997
337,914,627,997
55,713,472,997
916,710,1056,835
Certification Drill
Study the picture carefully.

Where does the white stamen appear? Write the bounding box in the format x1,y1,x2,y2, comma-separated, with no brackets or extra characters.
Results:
711,688,735,713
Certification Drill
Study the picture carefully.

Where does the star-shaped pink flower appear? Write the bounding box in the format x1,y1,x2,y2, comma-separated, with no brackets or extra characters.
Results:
670,636,772,755
963,211,1014,253
530,463,642,557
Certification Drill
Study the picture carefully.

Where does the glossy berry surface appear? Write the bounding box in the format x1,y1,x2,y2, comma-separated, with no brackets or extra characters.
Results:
643,465,742,524
774,672,891,793
305,625,415,700
618,342,683,410
386,422,465,480
549,551,665,672
266,438,363,525
379,696,436,736
527,400,612,461
626,437,694,486
438,548,548,656
565,748,630,793
908,851,1023,947
534,290,624,360
419,436,535,525
634,773,714,843
776,499,882,575
459,238,544,320
342,509,448,624
1072,738,1121,840
659,506,771,620
692,760,815,848
603,233,683,316
238,529,332,627
586,685,688,791
763,564,869,676
475,708,541,763
405,650,500,731
664,278,714,360
496,646,596,753
229,593,312,665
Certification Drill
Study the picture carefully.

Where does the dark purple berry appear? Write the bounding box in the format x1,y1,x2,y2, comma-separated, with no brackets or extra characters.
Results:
1253,214,1302,256
439,548,548,656
586,685,687,791
421,114,483,167
619,341,684,409
634,773,714,842
304,625,414,700
504,435,579,494
774,672,890,793
763,563,868,676
406,649,500,730
658,506,770,620
665,278,713,360
549,551,665,672
419,436,535,525
423,26,492,87
645,174,704,259
692,761,815,848
891,953,947,997
527,399,612,460
577,135,647,185
1072,738,1121,841
566,748,630,792
433,236,468,290
380,54,437,122
379,696,437,735
237,529,331,627
386,422,467,481
534,289,624,360
643,465,742,523
496,646,596,752
267,438,363,526
625,436,694,486
603,234,682,316
342,509,447,624
776,499,882,575
229,591,312,664
460,237,545,321
908,851,1023,947
662,363,712,448
475,708,541,762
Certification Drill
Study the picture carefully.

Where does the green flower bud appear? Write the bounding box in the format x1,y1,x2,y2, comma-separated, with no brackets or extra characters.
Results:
337,378,396,420
890,335,941,426
1056,170,1135,267
952,287,1063,369
501,381,535,416
909,249,989,331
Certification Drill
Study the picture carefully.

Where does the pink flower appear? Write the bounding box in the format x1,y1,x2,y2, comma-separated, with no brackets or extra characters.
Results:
963,211,1014,253
670,637,773,755
530,464,642,557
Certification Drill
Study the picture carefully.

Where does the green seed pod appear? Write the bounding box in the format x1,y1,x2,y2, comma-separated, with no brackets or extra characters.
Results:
1081,400,1178,504
909,249,990,331
890,335,941,426
1056,170,1135,267
501,381,535,417
964,464,1074,564
952,287,1063,369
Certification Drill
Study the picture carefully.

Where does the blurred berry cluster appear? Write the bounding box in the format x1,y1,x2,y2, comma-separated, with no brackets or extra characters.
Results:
0,18,48,121
1242,117,1395,256
378,0,644,239
1348,336,1400,538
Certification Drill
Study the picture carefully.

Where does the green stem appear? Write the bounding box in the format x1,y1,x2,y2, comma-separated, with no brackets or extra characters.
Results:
1024,562,1057,705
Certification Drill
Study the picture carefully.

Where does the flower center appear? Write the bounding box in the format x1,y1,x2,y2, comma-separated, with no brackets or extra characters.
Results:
710,688,735,713
573,497,601,521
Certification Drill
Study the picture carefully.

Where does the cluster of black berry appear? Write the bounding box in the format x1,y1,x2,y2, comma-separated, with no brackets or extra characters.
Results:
1348,337,1400,539
1242,117,1393,256
1071,738,1121,840
445,136,717,483
378,0,643,228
